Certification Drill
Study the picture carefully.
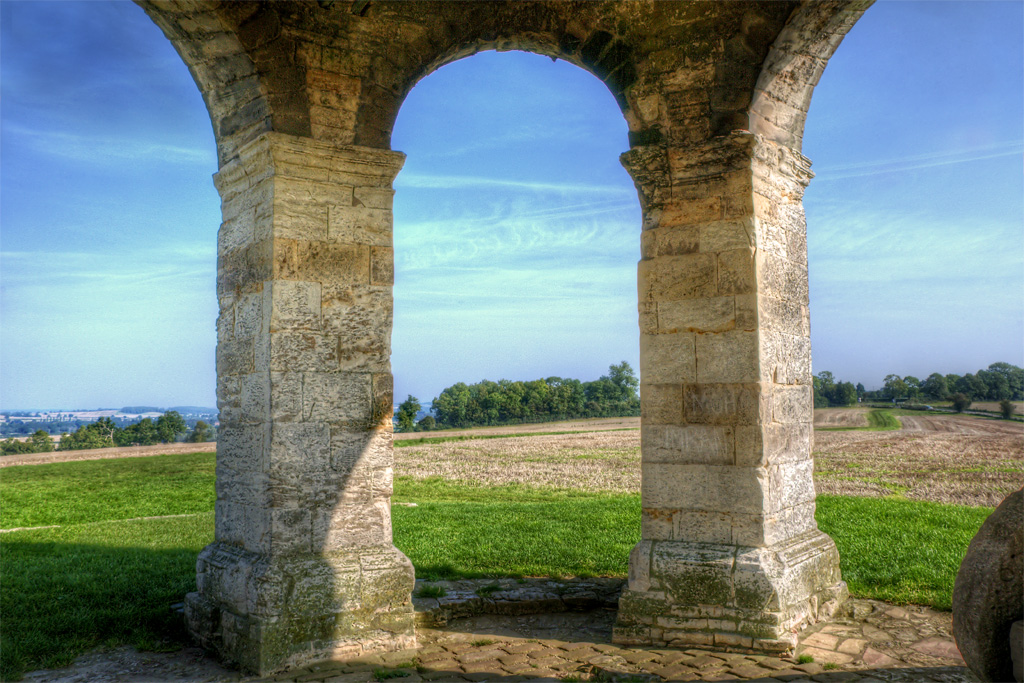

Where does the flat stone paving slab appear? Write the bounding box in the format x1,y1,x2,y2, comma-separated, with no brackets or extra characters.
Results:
22,598,977,683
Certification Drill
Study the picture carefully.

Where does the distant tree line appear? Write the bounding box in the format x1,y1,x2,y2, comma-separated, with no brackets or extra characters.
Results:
58,413,214,450
1,419,91,437
867,362,1023,403
0,430,56,455
1,408,217,438
815,362,1022,418
395,362,640,431
812,371,860,408
0,412,215,456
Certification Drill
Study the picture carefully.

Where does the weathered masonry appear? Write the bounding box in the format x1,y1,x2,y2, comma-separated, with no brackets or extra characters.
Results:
137,0,870,675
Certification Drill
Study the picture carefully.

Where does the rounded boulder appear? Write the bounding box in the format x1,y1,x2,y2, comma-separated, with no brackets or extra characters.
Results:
952,487,1023,682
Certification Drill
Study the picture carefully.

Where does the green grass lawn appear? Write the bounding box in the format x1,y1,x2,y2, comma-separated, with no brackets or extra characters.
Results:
0,514,211,680
0,452,215,529
0,453,994,680
815,495,989,610
393,477,638,580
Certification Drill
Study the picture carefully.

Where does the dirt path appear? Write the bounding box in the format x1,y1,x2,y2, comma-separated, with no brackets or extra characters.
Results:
0,441,216,468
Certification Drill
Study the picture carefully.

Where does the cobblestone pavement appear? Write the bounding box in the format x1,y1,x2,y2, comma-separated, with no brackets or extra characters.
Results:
258,596,974,683
24,588,976,683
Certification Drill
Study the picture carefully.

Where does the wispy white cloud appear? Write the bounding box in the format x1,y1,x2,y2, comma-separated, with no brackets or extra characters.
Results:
2,122,216,166
396,212,637,273
813,141,1024,180
809,206,1020,282
399,118,615,161
396,172,635,195
398,196,635,234
1,245,214,303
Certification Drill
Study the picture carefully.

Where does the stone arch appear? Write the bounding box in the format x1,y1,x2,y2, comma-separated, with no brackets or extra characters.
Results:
748,0,873,150
129,2,874,675
346,3,645,149
133,1,278,165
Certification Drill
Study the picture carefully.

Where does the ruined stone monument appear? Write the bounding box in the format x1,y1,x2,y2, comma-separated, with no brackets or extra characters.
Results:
135,0,870,674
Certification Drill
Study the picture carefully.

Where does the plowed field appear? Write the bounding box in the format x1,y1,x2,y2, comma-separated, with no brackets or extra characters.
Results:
898,413,1023,435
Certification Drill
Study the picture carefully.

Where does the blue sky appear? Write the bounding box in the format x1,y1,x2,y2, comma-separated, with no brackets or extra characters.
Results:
1,1,1021,410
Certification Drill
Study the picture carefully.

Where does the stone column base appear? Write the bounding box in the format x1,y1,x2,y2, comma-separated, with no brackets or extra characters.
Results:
185,542,416,675
614,530,847,652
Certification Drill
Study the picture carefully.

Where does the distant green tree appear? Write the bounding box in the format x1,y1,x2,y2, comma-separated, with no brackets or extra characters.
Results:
999,399,1016,420
987,362,1024,400
188,420,213,442
976,368,1010,401
585,362,640,416
432,383,470,428
882,374,908,400
951,393,971,413
395,396,421,432
94,417,118,443
921,373,949,400
855,383,866,399
547,377,585,418
816,371,836,393
813,372,857,407
903,376,922,400
118,418,159,446
60,418,118,450
156,411,187,443
416,415,436,431
833,382,858,406
955,374,987,400
607,361,640,401
812,375,830,408
814,371,836,406
28,430,54,453
1,438,35,455
429,362,640,429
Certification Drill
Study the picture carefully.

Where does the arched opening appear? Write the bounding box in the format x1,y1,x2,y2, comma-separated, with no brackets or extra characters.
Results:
802,1,1024,387
391,50,640,419
385,48,643,588
796,0,1024,643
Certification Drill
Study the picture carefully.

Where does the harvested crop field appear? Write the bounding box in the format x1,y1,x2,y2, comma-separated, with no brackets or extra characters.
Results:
394,416,640,440
395,430,641,493
814,426,1023,507
396,411,1022,507
8,412,1018,508
813,408,869,428
897,413,1023,435
956,400,1022,414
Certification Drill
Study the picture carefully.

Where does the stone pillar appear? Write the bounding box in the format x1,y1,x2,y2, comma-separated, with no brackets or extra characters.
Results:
614,131,846,652
185,132,415,675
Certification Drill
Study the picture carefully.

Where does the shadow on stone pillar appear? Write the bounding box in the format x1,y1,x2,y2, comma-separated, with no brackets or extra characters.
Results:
184,132,415,675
